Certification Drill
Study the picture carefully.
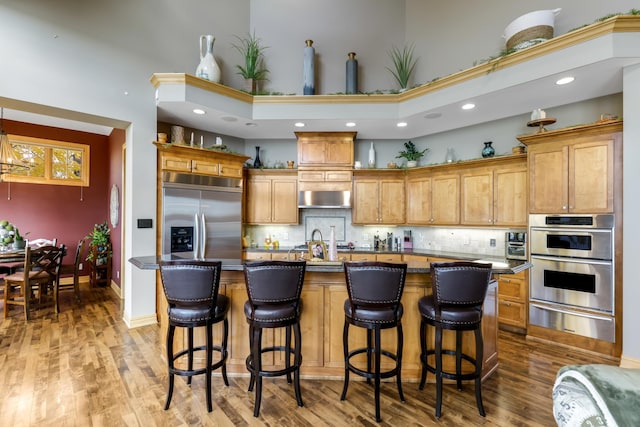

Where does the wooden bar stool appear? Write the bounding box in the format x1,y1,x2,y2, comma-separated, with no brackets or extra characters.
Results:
243,260,306,417
159,260,229,413
341,261,407,423
418,261,493,418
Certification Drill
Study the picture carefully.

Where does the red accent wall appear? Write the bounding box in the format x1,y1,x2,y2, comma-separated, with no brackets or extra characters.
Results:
0,120,123,285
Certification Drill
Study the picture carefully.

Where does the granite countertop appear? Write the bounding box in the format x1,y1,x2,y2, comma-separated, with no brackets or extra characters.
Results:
129,254,531,275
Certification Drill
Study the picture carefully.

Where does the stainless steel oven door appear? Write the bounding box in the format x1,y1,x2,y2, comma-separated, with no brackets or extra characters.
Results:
529,228,612,260
530,255,613,313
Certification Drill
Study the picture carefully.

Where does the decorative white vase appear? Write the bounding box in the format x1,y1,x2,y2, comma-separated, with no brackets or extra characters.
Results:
368,142,376,168
407,160,418,168
328,225,338,261
196,35,221,83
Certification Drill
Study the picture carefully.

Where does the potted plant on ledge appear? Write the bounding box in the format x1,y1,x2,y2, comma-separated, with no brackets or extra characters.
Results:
386,43,418,92
396,140,429,167
232,31,269,94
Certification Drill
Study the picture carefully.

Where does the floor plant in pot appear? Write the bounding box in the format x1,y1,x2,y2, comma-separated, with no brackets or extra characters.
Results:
86,221,111,264
232,31,269,94
396,140,429,167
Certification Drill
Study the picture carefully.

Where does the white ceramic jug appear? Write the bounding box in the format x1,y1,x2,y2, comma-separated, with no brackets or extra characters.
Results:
196,35,221,83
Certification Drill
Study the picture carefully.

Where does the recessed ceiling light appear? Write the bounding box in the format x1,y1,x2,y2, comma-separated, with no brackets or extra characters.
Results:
245,122,257,127
397,122,408,127
462,103,475,110
346,122,356,127
294,122,305,127
424,112,442,119
556,76,575,85
193,108,205,115
221,116,237,122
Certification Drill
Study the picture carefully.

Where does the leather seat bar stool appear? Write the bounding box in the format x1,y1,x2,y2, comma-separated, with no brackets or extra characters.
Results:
243,260,306,417
418,261,493,418
159,260,230,413
341,261,407,423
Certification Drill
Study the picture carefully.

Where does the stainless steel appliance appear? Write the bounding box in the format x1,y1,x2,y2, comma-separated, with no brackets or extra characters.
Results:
529,214,615,342
505,231,527,260
162,172,242,260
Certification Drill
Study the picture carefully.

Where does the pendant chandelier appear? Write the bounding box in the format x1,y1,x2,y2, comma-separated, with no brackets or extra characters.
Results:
0,107,30,178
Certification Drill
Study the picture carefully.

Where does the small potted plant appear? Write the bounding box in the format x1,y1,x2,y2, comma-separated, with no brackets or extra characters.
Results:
396,140,429,167
232,31,269,94
386,43,418,91
13,227,28,250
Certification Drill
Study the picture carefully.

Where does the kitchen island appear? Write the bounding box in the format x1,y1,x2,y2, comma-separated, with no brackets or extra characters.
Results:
131,255,531,382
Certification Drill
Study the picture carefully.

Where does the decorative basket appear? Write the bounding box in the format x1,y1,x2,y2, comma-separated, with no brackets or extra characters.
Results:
506,26,553,50
503,8,561,50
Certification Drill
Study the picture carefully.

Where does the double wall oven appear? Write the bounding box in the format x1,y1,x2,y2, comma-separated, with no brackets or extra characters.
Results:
529,214,615,342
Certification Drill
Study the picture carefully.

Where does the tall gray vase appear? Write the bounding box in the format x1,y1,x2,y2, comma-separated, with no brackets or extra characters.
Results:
303,39,315,95
346,52,358,94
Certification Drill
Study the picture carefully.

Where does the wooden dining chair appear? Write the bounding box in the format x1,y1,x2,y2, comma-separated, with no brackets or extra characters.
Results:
58,239,85,303
28,238,58,248
3,245,64,320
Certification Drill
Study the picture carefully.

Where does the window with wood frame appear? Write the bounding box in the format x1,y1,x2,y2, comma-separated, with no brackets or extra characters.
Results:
5,135,90,186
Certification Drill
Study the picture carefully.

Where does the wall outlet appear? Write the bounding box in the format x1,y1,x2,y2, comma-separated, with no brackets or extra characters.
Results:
116,271,120,279
283,232,289,241
363,233,369,241
490,238,496,247
79,263,83,270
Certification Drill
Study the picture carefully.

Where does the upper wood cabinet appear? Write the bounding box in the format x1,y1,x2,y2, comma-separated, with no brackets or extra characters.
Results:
245,170,298,224
460,157,527,226
295,131,355,169
406,169,459,225
518,121,622,214
352,170,405,225
155,142,249,179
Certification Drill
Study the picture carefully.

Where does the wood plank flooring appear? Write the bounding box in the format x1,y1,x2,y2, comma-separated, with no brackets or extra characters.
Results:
0,283,616,426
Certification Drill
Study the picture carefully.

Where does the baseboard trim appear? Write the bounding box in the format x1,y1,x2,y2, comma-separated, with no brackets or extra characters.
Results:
620,355,640,368
123,313,158,329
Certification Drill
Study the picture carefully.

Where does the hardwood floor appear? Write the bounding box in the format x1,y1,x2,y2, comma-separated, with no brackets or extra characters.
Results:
0,283,616,426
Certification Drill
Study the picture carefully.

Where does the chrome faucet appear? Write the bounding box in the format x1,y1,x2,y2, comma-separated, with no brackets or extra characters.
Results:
311,228,323,242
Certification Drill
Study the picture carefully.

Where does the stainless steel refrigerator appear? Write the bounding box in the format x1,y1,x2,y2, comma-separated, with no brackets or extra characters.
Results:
162,172,242,260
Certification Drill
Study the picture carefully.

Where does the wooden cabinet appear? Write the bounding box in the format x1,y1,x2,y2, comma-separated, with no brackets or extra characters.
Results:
156,143,248,179
518,121,621,214
460,157,527,226
496,270,528,333
245,170,298,224
429,172,460,225
295,131,355,169
352,171,405,225
407,169,460,225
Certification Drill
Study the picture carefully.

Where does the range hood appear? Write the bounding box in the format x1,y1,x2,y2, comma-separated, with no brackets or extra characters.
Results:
298,190,351,209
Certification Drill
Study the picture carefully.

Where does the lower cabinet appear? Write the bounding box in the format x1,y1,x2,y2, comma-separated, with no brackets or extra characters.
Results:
496,270,528,333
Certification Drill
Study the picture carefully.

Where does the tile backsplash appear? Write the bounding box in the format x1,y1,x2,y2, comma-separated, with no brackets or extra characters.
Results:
244,209,520,257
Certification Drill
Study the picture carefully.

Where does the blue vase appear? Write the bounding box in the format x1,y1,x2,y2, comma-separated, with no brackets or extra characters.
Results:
253,146,262,168
482,141,495,158
346,52,358,94
303,40,315,95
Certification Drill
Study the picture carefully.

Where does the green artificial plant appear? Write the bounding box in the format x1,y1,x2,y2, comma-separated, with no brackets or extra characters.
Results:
232,31,270,81
396,140,429,162
386,43,418,90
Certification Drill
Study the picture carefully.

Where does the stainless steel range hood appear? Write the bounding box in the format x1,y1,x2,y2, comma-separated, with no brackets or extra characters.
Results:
298,190,351,209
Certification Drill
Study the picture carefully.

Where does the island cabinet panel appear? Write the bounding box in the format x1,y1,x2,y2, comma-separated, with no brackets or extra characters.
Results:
245,170,298,225
156,270,498,381
518,121,621,214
